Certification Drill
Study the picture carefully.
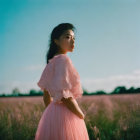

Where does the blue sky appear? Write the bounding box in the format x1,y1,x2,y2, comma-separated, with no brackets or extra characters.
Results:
0,0,140,94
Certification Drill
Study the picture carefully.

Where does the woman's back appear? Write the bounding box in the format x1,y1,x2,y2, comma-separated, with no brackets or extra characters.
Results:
35,54,89,140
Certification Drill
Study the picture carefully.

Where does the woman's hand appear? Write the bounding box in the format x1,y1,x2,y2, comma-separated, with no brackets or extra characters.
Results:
79,112,85,119
77,108,85,119
61,97,85,119
72,98,85,119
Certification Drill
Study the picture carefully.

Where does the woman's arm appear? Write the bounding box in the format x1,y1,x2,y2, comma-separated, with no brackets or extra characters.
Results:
43,89,53,107
61,97,85,119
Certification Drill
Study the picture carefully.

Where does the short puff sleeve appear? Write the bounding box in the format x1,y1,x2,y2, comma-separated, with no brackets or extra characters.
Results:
52,55,83,102
37,63,52,93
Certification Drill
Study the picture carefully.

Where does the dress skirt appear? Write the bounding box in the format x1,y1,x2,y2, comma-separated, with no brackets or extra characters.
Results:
35,100,89,140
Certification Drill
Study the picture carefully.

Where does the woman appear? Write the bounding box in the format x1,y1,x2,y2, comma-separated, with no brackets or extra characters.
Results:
35,23,89,140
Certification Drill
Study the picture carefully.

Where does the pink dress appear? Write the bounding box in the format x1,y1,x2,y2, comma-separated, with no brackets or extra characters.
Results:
35,54,89,140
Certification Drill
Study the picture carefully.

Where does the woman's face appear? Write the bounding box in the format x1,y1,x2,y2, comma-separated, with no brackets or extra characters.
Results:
54,29,75,53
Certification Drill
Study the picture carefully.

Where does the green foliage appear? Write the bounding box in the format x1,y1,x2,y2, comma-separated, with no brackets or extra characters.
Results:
0,86,140,97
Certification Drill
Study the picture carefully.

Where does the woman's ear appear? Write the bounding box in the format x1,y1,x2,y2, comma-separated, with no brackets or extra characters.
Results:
54,39,59,46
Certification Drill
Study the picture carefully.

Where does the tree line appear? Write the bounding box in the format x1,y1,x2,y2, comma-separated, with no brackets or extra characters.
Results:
0,86,140,97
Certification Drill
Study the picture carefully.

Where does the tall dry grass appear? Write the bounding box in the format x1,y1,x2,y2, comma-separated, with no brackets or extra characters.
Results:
0,94,140,140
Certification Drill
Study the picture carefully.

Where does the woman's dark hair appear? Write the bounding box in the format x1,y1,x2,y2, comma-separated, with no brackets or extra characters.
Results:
46,23,76,64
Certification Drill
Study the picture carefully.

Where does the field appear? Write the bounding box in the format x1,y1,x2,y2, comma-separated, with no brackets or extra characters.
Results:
0,94,140,140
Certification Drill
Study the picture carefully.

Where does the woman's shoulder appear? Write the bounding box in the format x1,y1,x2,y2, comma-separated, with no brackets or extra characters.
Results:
54,54,70,63
48,54,67,63
48,54,73,67
55,54,69,59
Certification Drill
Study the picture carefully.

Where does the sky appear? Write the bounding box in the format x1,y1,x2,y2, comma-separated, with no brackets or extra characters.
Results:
0,0,140,94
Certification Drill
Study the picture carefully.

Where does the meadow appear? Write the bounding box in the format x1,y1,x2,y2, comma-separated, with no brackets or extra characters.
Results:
0,94,140,140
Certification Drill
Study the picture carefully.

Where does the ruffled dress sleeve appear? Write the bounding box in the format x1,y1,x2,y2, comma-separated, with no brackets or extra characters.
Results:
37,64,50,92
51,55,83,102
